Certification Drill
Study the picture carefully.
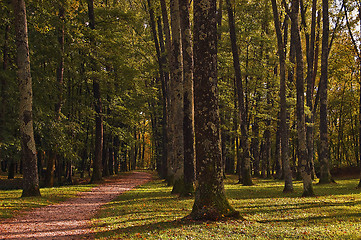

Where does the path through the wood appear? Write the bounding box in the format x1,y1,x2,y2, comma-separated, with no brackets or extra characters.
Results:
0,171,152,239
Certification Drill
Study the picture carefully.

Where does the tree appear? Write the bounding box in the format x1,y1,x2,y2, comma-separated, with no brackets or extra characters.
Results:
226,0,253,186
169,0,185,194
87,0,103,183
191,0,238,220
318,0,333,184
290,0,314,197
180,0,195,196
271,0,293,192
13,0,41,197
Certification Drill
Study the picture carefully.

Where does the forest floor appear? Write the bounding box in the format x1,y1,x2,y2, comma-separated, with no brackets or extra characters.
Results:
92,175,361,239
0,171,152,239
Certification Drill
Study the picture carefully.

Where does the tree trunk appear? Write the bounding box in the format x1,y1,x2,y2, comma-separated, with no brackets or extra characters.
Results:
180,0,195,196
13,0,41,197
318,0,333,184
87,0,103,183
169,0,184,194
251,117,260,177
160,0,173,183
305,0,318,181
157,17,169,179
359,5,361,188
271,0,293,192
226,0,253,186
191,0,238,220
291,0,314,196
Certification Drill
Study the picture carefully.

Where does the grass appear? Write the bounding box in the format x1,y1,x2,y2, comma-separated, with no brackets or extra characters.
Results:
0,179,95,219
92,175,361,239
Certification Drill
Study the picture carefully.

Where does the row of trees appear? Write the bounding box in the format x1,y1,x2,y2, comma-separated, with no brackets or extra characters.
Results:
1,0,361,219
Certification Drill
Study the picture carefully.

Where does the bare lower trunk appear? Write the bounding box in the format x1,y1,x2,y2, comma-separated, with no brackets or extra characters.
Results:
226,0,252,186
291,0,314,196
87,0,103,183
169,0,184,194
271,0,293,192
191,0,238,220
13,0,41,197
180,0,195,196
318,0,332,184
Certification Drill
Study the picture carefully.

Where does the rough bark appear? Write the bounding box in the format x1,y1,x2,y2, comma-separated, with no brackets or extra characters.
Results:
226,0,253,186
318,0,332,184
271,0,293,192
87,0,103,183
13,0,41,197
169,0,185,194
180,0,195,196
290,0,314,196
191,0,238,220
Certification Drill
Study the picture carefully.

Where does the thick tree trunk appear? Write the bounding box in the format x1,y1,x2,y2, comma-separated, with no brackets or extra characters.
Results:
169,0,184,194
87,0,103,183
271,0,293,192
291,0,314,196
318,0,332,184
0,23,9,170
226,0,253,186
191,0,238,220
13,0,41,197
180,0,195,196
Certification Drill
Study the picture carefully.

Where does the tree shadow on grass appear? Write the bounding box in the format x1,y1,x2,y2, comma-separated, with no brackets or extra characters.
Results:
94,217,203,238
236,200,361,216
258,212,361,224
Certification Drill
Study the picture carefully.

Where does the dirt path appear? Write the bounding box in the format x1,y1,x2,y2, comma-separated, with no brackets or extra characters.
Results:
0,171,152,239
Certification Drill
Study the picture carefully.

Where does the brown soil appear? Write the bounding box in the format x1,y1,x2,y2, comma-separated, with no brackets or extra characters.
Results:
0,171,152,239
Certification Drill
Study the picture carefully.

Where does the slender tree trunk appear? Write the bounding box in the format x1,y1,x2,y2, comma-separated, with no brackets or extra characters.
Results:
13,0,41,197
291,0,314,196
169,0,184,194
45,151,56,187
226,0,253,186
191,0,238,220
318,0,333,184
180,0,195,196
271,0,293,192
114,136,119,174
305,0,318,181
251,119,260,177
359,4,361,188
147,0,166,178
87,0,103,183
160,0,173,183
157,17,169,179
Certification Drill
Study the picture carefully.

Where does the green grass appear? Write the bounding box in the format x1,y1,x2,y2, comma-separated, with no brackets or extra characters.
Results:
0,183,94,219
92,175,361,239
